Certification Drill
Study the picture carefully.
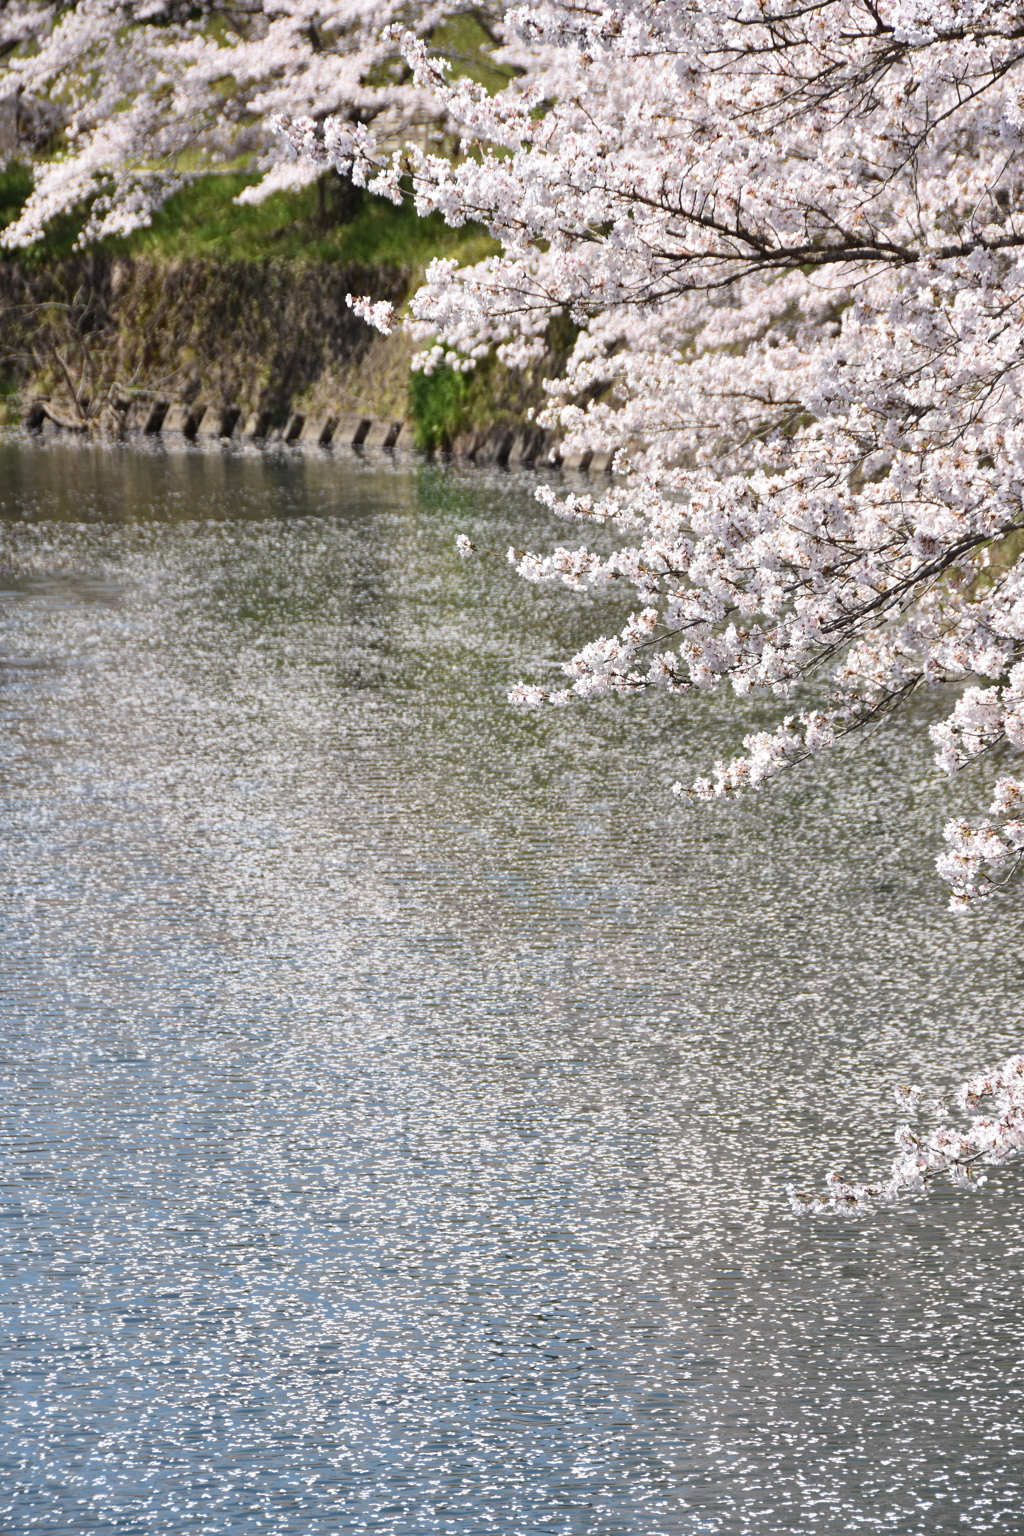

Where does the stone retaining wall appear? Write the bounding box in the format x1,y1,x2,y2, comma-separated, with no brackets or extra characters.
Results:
1,252,410,426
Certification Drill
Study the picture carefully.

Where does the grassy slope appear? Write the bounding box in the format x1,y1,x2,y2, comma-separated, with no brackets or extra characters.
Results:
0,166,504,436
125,174,496,271
0,162,494,273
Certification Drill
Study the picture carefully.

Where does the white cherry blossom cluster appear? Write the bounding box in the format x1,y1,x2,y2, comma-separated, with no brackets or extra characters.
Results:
0,1,50,52
345,294,396,334
789,1054,1024,1213
0,0,495,247
937,787,1024,908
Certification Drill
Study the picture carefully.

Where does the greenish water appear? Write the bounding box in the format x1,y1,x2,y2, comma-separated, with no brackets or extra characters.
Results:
2,433,1022,1534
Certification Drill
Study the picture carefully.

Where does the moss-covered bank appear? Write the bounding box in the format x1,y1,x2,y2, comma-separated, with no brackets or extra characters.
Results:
0,250,414,427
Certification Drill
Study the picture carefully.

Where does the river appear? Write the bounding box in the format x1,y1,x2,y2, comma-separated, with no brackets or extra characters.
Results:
2,433,1022,1534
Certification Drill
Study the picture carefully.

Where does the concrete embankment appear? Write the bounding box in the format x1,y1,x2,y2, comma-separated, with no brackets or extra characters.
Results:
25,393,607,470
28,395,418,451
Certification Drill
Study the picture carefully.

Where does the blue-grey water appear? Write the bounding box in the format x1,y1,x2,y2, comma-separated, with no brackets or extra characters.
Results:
1,433,1022,1535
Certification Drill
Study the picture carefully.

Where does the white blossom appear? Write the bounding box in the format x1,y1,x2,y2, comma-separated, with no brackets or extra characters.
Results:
346,294,395,334
789,1055,1024,1214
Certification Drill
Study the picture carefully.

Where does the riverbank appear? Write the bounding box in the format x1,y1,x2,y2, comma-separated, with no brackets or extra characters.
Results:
0,170,580,454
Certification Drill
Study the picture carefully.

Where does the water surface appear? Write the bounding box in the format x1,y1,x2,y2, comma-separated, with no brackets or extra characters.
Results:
2,433,1023,1534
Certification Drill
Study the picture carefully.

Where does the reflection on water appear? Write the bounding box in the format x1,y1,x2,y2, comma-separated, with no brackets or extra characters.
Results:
2,432,1023,1534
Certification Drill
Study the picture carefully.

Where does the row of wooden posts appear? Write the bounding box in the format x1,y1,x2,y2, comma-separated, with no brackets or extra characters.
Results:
28,394,615,471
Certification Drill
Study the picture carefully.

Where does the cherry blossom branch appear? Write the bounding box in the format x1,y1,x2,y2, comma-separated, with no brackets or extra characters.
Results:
789,1053,1024,1213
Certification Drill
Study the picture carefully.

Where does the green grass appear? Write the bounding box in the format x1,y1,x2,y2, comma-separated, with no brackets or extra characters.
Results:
0,161,496,273
121,171,496,270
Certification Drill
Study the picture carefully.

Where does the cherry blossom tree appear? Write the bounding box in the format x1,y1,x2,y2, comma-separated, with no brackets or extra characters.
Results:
283,0,1024,1205
0,0,502,248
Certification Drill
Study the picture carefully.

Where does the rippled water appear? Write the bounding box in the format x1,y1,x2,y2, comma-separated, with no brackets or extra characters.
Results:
2,432,1023,1535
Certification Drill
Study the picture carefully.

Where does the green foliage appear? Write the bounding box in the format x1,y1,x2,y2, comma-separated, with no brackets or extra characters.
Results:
0,162,32,223
430,12,517,94
122,171,497,269
407,309,583,450
408,366,473,451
